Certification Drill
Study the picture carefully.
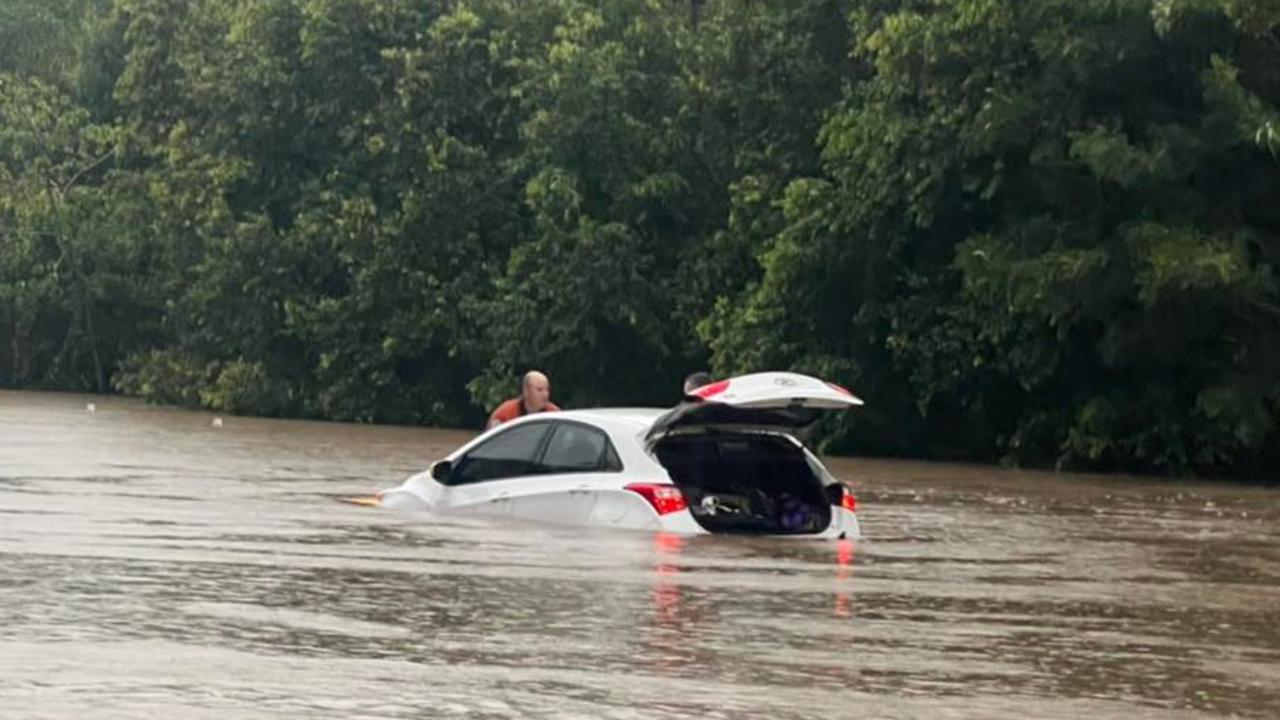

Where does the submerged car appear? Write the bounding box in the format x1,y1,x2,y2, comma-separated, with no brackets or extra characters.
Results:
373,372,863,538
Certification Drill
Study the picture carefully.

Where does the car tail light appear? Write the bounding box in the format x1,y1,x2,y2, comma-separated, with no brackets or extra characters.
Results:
625,483,689,515
839,485,858,513
692,379,730,399
826,381,853,396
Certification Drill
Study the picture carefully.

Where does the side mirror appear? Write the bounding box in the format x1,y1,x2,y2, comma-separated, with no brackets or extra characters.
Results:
430,459,453,482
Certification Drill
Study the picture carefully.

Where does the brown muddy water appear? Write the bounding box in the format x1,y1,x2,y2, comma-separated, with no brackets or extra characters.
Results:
1,390,1278,719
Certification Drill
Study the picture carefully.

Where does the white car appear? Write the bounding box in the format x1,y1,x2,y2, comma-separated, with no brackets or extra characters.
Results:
374,372,863,538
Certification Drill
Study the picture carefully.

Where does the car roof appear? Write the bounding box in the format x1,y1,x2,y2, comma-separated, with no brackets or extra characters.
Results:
550,407,666,429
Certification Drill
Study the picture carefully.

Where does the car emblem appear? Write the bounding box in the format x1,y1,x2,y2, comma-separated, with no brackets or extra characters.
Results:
773,377,799,387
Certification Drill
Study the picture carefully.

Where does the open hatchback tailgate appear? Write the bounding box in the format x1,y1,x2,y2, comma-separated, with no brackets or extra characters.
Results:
646,371,864,444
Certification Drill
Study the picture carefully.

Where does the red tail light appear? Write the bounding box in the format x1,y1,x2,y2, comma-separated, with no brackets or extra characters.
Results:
840,486,858,513
625,483,689,515
692,379,730,399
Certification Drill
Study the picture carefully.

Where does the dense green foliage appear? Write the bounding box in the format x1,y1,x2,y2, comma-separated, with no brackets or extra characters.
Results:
2,0,1277,479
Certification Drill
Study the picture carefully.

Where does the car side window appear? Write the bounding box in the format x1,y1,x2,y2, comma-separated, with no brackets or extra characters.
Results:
452,422,553,484
541,422,621,473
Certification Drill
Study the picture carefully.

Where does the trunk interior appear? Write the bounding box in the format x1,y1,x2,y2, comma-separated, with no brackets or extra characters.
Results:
653,431,832,535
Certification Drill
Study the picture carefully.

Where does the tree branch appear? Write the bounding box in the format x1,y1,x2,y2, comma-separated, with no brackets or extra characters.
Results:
58,147,116,198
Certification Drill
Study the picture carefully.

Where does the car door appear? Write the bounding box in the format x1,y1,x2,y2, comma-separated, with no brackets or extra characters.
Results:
440,421,555,517
503,420,622,526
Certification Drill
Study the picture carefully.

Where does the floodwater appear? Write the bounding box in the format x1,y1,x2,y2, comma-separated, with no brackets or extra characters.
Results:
1,390,1278,720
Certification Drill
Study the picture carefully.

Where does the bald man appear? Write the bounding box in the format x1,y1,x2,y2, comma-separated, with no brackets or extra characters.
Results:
486,370,561,429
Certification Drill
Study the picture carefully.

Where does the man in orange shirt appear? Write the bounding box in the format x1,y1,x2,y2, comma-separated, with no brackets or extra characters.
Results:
486,370,561,429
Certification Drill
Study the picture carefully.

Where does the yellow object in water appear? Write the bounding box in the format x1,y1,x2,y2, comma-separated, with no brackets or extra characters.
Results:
339,496,381,507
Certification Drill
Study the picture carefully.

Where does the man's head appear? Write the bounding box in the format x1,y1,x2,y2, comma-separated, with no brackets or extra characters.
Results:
683,371,713,395
521,370,552,411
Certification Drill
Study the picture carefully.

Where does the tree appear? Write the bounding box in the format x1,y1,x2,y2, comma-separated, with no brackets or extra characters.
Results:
0,73,126,391
708,0,1280,477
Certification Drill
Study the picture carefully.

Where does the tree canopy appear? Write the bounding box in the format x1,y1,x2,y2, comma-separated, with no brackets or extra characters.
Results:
2,0,1277,480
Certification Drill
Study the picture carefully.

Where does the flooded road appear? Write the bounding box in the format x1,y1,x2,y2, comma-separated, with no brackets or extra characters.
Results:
1,390,1278,719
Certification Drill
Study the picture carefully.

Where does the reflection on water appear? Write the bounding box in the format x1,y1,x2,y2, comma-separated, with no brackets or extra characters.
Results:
1,390,1278,719
834,539,855,619
646,532,691,674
